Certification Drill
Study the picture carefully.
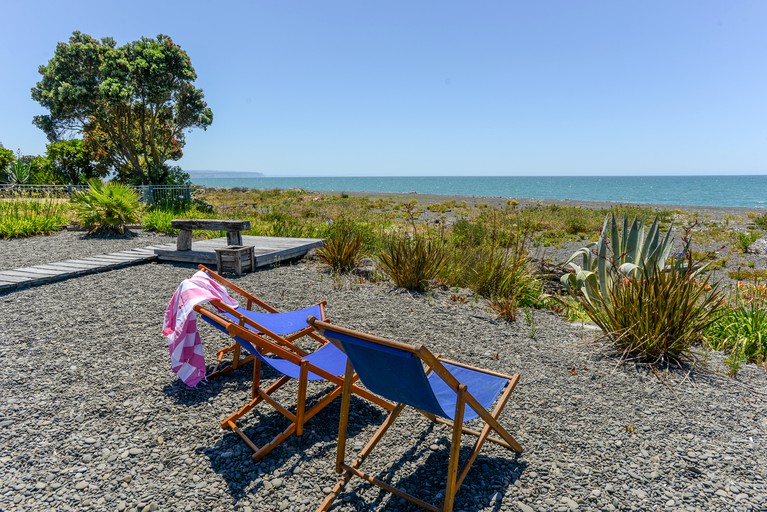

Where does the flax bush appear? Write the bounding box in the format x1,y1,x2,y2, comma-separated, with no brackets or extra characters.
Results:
316,220,364,272
377,234,446,292
0,199,69,238
580,266,724,363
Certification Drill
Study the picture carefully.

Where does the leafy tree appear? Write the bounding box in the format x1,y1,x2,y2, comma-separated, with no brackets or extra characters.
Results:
32,31,212,185
0,144,13,178
27,156,60,184
46,139,108,185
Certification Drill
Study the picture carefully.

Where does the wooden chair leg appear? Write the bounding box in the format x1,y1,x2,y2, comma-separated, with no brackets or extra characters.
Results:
318,400,406,512
442,385,466,511
221,375,291,429
456,379,518,490
296,362,309,436
207,343,256,379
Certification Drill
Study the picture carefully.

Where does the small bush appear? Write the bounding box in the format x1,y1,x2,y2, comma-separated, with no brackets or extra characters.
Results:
142,208,209,234
579,267,724,364
451,218,486,247
316,221,364,272
735,231,760,253
753,212,767,229
377,234,446,292
465,241,542,306
71,179,141,235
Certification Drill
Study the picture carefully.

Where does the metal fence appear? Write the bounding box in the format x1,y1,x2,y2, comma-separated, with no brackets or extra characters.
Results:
0,184,191,206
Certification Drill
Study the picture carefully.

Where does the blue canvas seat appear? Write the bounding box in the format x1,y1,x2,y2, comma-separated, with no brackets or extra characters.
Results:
309,317,522,512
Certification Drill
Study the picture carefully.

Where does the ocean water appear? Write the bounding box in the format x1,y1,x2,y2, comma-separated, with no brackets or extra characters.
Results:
187,174,767,209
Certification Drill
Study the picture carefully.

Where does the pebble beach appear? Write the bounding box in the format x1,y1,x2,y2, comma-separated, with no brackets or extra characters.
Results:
1,197,766,511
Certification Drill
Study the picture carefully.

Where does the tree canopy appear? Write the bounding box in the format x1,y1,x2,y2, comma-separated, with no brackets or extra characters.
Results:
46,139,109,185
32,32,213,185
0,145,13,178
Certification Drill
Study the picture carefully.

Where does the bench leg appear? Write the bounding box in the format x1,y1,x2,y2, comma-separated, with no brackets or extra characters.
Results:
177,229,193,251
227,231,243,246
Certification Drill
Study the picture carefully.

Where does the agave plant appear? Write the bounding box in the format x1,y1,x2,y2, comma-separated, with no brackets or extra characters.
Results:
561,213,679,306
2,154,31,185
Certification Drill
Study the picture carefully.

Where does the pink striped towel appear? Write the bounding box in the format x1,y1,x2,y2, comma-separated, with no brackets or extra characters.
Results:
162,271,239,387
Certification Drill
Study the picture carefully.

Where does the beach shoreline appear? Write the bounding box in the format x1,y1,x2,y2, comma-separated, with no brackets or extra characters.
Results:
306,189,762,219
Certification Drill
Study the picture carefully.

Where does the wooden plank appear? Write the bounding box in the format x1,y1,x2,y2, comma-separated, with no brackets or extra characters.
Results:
171,219,251,230
15,266,69,276
61,259,110,268
32,264,95,273
0,270,43,280
77,255,137,263
119,248,156,256
38,261,99,270
106,252,154,260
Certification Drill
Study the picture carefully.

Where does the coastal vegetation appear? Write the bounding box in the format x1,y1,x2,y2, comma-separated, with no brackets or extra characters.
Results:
561,214,725,363
1,185,766,372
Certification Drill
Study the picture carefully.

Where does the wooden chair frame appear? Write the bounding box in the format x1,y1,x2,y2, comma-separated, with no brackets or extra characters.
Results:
309,318,522,512
224,323,395,461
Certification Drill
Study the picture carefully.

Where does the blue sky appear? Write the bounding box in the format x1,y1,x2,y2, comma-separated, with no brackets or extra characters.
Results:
1,1,766,176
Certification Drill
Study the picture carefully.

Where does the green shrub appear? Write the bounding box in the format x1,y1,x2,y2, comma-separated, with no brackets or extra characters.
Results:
316,221,364,272
463,241,543,307
377,234,446,292
736,231,760,253
728,269,767,281
71,179,141,235
580,267,724,363
451,217,486,247
0,199,69,238
705,285,767,363
753,212,767,230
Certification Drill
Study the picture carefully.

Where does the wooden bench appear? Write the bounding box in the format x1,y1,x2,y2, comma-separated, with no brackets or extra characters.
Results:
171,219,252,251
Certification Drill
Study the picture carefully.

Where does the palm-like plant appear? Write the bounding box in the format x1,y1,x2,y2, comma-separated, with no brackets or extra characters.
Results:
71,178,141,235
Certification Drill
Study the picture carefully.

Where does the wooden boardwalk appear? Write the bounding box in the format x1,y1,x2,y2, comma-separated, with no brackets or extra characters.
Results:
0,236,323,293
153,235,324,267
0,246,167,293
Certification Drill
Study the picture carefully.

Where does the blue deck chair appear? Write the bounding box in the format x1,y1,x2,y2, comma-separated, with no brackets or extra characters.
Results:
308,317,522,512
222,322,395,461
194,265,329,379
192,265,388,460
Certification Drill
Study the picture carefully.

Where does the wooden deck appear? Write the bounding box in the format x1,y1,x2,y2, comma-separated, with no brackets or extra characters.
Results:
153,235,324,267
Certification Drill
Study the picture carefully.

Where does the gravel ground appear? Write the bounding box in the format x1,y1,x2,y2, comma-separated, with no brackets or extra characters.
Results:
0,237,766,511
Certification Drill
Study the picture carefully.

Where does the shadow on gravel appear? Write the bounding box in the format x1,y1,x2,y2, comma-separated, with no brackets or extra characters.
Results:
162,360,285,405
336,430,526,512
202,394,387,504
